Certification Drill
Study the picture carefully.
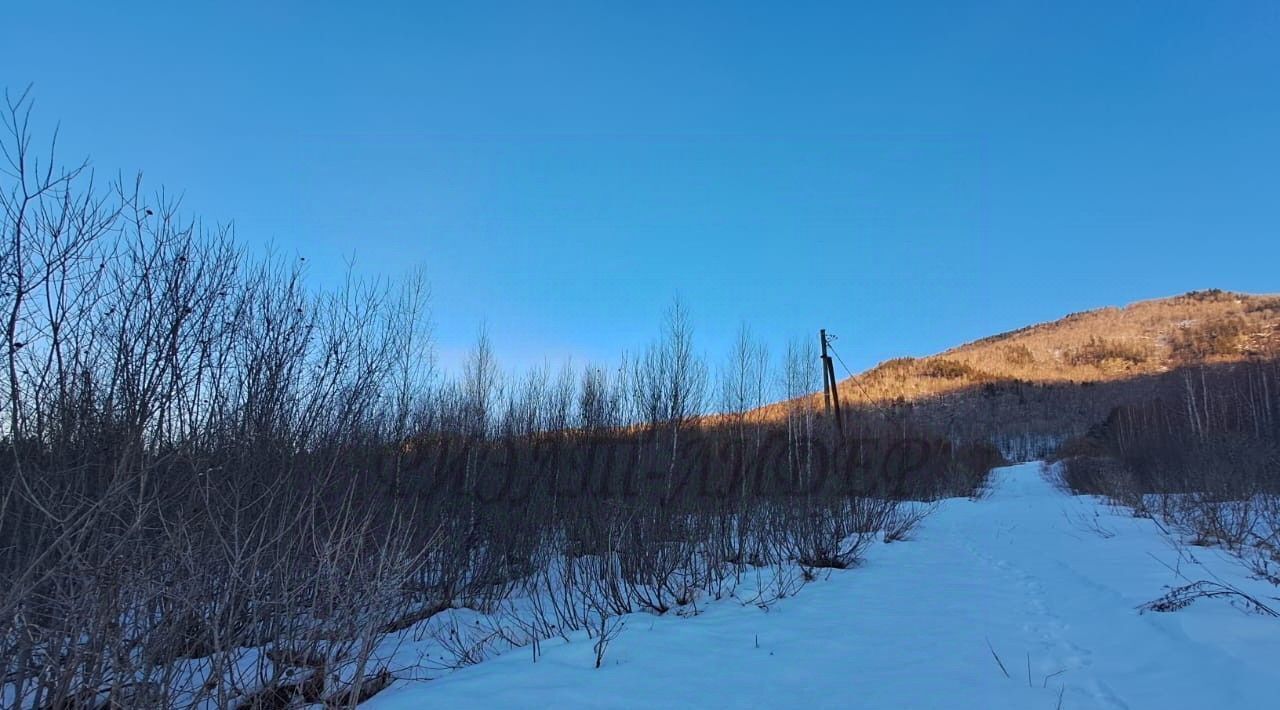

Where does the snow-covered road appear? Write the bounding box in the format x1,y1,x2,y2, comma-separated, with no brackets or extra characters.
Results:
369,462,1280,708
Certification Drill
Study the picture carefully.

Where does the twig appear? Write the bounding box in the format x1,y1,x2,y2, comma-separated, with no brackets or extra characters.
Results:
1139,580,1279,617
1042,668,1067,688
985,637,1010,679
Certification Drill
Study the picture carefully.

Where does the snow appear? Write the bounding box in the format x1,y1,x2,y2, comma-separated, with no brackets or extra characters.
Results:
368,462,1280,709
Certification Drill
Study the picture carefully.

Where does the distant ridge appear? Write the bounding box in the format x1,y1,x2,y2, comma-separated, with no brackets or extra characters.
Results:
755,290,1280,456
829,289,1280,407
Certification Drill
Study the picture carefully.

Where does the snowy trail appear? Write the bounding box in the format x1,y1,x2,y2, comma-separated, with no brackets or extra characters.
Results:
369,463,1280,709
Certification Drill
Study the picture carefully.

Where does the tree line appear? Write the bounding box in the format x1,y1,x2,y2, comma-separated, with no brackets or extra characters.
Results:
1056,358,1280,576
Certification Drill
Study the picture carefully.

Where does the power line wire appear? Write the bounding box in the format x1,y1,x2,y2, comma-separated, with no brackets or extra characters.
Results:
826,339,875,404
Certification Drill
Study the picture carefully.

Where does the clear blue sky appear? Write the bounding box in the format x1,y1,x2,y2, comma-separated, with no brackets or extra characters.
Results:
7,1,1278,375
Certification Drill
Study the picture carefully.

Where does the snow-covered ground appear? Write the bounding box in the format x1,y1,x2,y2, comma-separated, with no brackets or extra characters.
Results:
369,462,1280,709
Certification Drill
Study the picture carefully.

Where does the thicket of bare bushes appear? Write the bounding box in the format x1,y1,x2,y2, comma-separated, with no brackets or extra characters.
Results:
1,91,1000,708
1054,359,1280,574
1067,336,1150,368
1170,317,1248,362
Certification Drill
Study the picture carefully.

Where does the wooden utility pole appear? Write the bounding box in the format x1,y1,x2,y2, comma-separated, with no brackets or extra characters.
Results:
820,329,833,414
820,329,844,435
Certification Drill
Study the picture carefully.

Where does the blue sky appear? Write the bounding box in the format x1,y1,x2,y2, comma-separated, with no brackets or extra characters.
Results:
7,1,1278,376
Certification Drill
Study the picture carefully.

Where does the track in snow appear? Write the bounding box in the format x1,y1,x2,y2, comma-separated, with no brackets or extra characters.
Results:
369,462,1280,709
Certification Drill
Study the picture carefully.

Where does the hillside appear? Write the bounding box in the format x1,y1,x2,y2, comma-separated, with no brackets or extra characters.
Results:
768,290,1280,456
839,289,1280,403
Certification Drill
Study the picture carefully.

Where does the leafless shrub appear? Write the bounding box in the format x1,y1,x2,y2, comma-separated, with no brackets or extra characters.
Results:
1067,336,1149,367
1177,288,1238,304
590,612,625,669
918,358,988,380
1138,580,1278,616
883,501,938,542
1171,317,1247,362
1003,344,1035,367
